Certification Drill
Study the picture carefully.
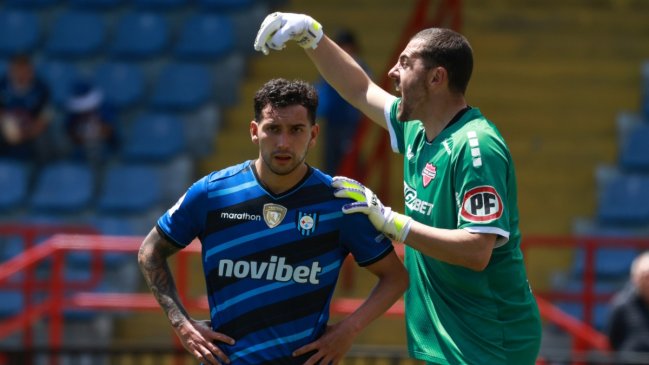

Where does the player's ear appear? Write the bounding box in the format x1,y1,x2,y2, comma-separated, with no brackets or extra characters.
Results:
428,66,446,88
309,123,319,148
250,120,259,144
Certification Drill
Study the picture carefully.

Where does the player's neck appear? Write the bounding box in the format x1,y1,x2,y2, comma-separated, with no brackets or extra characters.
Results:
254,159,309,195
422,97,467,141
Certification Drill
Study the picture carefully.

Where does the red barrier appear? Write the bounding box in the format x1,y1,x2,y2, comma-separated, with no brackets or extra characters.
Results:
5,231,647,365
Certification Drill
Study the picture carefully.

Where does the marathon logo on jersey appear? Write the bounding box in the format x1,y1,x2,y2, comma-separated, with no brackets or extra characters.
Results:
220,210,262,222
263,203,287,228
296,211,318,236
218,256,322,284
422,163,436,188
460,186,503,223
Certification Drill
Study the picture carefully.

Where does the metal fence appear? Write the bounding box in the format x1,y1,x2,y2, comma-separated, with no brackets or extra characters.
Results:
0,344,424,365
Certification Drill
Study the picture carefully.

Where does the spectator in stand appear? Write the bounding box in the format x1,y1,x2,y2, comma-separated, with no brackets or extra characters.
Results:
62,79,119,165
0,54,52,161
314,29,371,175
607,251,649,363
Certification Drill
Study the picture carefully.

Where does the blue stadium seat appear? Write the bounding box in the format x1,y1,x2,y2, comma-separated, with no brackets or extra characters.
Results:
0,159,29,213
110,11,169,60
619,123,649,172
554,301,610,330
0,290,23,318
0,9,40,56
597,173,649,226
93,62,145,110
175,14,235,61
37,60,80,107
121,113,185,162
150,62,213,111
68,0,125,9
97,164,162,214
45,10,106,59
133,0,188,11
29,162,95,214
197,0,253,11
4,0,60,8
570,247,638,280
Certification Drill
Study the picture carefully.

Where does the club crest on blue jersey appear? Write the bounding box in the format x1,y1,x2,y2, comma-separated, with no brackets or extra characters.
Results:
263,203,287,228
296,211,318,236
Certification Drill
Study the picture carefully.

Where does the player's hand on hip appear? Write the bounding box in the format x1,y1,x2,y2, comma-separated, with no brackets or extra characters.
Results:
332,176,413,242
293,323,352,365
254,12,323,55
176,319,235,365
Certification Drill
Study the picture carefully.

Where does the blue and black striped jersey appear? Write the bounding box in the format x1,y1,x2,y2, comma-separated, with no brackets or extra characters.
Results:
157,160,393,364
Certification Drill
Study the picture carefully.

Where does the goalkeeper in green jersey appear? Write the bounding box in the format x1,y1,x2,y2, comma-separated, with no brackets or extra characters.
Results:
254,12,542,365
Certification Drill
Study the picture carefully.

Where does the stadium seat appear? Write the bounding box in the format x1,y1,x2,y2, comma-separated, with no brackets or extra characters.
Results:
68,0,125,9
570,247,638,280
597,173,649,226
93,62,145,110
619,123,649,172
133,0,188,11
554,301,610,330
97,164,162,214
29,162,95,214
0,9,40,56
213,53,245,106
44,10,106,59
197,0,253,11
110,11,169,60
121,113,185,162
175,14,235,61
4,0,60,8
150,62,213,111
0,159,29,213
37,60,80,108
0,290,23,318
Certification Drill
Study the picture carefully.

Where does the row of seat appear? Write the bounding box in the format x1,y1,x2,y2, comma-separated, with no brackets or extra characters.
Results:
3,0,256,11
36,57,242,111
0,9,241,61
1,159,163,215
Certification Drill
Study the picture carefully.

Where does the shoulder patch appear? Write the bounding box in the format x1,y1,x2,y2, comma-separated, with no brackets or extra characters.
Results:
460,186,503,223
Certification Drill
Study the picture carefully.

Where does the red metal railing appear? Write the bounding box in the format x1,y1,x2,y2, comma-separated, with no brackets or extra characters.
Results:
4,231,647,364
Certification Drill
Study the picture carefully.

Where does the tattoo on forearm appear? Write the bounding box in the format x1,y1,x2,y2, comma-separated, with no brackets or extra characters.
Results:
139,237,189,328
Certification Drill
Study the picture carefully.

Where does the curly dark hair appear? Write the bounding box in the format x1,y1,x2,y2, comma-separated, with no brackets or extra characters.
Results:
253,78,318,124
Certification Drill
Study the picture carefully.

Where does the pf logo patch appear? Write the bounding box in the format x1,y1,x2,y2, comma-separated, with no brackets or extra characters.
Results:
296,211,318,236
422,163,436,188
263,203,287,228
460,186,503,223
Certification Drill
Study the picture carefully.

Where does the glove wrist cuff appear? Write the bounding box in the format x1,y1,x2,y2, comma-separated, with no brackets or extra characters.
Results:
383,210,412,243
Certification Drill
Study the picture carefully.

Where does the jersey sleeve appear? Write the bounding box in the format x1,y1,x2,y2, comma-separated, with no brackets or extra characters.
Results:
339,211,394,266
454,127,512,246
384,97,404,154
157,177,207,248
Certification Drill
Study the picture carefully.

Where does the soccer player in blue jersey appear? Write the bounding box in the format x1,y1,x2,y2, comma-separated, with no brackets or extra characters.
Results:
138,78,408,365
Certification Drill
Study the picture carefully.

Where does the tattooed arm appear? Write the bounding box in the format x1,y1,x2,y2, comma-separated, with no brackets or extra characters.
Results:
138,227,235,364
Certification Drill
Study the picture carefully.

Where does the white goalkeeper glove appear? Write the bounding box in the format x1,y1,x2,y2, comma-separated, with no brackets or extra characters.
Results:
332,176,413,242
253,12,323,55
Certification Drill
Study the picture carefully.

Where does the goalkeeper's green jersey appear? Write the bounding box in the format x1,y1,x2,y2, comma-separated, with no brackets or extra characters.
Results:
385,98,542,365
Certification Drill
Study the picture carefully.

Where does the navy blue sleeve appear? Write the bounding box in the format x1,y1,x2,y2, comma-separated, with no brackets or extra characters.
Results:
157,177,207,248
339,210,394,266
